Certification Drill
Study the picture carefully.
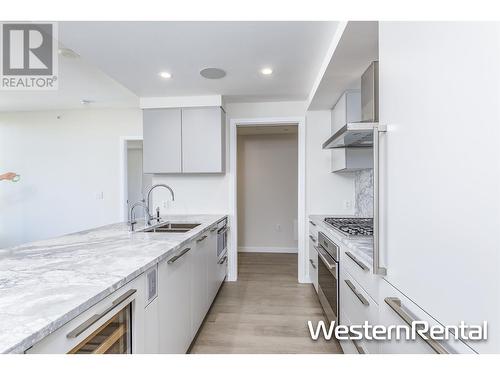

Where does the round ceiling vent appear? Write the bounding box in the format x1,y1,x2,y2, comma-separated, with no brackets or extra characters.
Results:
200,68,226,79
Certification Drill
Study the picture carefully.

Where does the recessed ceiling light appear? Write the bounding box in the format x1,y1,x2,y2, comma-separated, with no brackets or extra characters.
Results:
159,71,172,79
261,67,273,76
200,68,226,79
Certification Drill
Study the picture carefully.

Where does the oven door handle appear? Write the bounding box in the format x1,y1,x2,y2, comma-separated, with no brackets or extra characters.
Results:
314,245,337,270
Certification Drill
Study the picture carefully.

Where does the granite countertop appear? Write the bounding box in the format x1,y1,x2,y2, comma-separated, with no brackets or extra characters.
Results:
309,215,374,269
0,214,227,354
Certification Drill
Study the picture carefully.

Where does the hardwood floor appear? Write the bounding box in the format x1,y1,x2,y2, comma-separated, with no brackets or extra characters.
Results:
189,252,343,354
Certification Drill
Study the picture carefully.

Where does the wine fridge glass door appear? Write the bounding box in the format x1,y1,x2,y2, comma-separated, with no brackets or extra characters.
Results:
68,304,132,354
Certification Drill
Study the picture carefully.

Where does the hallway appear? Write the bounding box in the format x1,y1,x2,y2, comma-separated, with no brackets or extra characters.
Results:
189,252,342,354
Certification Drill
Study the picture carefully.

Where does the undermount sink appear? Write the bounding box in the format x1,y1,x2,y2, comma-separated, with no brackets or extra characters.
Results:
142,222,201,233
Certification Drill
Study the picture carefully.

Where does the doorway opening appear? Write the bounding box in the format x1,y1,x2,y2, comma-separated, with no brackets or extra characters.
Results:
237,125,298,253
229,117,306,283
120,137,152,221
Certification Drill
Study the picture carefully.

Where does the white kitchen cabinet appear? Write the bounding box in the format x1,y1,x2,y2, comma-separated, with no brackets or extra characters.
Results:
181,107,226,173
379,22,500,353
308,235,318,292
206,225,220,303
340,268,379,354
143,108,182,173
143,298,160,354
216,252,228,289
340,247,379,301
191,233,210,336
338,312,366,354
378,279,475,354
330,90,373,172
158,245,193,354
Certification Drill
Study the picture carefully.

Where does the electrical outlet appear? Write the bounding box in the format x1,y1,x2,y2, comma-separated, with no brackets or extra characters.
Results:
275,224,282,232
96,192,104,200
344,200,353,209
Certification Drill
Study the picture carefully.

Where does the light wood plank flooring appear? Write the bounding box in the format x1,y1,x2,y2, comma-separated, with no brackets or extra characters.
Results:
189,252,343,354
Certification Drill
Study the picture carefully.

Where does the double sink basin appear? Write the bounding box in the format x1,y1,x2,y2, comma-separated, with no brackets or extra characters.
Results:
142,222,201,233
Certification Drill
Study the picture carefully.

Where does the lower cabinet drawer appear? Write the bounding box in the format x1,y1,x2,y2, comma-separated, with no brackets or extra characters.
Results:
216,253,228,288
308,238,318,292
338,311,367,354
340,247,379,301
308,219,319,239
378,279,476,354
340,269,379,354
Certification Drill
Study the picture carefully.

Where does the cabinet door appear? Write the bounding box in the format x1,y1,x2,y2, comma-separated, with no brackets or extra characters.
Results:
216,254,228,289
378,279,475,354
379,22,500,353
191,235,209,336
158,246,193,353
340,269,379,354
206,226,220,302
308,236,318,292
181,107,225,173
143,108,182,173
143,299,160,354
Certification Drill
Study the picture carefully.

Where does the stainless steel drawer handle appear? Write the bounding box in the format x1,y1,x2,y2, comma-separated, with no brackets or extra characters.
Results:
345,279,369,306
309,234,316,243
309,259,317,269
345,251,369,271
218,255,228,265
210,227,218,233
167,247,191,264
66,289,137,339
384,297,449,354
196,235,207,243
309,220,317,226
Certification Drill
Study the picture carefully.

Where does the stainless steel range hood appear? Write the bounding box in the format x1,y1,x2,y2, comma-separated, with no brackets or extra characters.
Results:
322,122,377,148
323,62,378,149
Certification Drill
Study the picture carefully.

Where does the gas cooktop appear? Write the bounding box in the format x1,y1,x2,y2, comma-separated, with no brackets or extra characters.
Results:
324,217,373,237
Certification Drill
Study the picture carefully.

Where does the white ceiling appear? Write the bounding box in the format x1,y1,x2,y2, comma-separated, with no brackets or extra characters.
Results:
0,45,138,112
308,21,378,110
58,21,339,103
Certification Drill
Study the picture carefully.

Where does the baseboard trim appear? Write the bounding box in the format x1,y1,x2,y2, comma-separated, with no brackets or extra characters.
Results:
238,246,298,254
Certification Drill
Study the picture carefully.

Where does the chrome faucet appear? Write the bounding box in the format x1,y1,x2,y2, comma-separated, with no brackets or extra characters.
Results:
129,201,150,232
146,184,175,225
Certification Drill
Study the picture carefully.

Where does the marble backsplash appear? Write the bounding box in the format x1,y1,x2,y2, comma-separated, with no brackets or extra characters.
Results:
354,169,373,217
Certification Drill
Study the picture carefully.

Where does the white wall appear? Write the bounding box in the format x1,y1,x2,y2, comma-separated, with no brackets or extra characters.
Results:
0,108,142,248
151,101,308,215
237,132,298,252
305,110,355,215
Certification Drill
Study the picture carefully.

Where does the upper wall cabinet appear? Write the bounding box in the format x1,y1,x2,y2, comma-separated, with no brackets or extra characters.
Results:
143,108,183,174
331,91,373,173
181,107,225,173
143,106,225,174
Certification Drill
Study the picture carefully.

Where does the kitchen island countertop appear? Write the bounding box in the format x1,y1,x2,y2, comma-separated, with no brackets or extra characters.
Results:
0,214,227,354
